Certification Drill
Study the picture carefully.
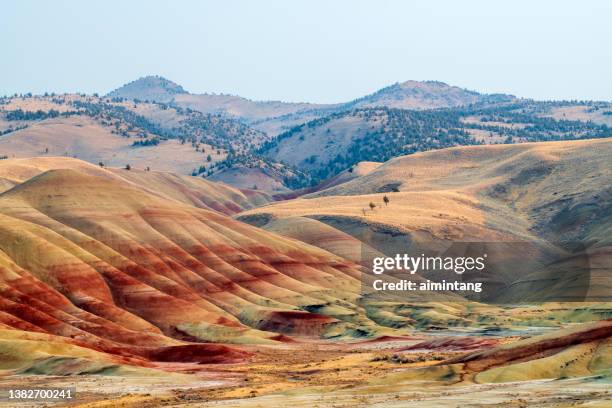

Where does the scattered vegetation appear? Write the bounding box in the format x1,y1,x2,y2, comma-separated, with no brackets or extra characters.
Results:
0,124,28,136
1,93,610,190
6,109,63,121
132,137,160,147
371,353,446,364
260,102,611,185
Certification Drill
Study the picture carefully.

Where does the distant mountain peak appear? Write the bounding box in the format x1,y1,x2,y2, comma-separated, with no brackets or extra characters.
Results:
400,79,450,87
107,75,187,102
348,80,512,109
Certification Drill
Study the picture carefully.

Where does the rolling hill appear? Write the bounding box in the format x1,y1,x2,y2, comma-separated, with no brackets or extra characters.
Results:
107,75,188,103
107,76,327,126
0,115,219,174
347,80,514,110
260,103,612,184
240,138,612,303
108,77,514,120
106,77,516,136
0,158,419,373
3,80,611,194
0,157,272,215
246,80,516,136
0,94,307,192
0,149,608,406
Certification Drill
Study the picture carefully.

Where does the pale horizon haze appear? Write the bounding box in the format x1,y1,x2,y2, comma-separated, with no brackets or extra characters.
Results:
1,0,611,103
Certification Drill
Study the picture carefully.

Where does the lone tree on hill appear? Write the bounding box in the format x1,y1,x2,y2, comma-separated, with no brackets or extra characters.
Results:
125,164,131,170
98,162,104,168
383,195,390,206
369,202,376,211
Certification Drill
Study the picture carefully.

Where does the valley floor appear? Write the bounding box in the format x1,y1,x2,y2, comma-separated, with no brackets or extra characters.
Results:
2,326,611,408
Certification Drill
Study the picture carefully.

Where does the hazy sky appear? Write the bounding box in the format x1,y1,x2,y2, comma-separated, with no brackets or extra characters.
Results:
1,0,611,102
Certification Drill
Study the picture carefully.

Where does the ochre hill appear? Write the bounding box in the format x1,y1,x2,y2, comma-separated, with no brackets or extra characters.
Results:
374,319,612,386
0,115,216,175
0,161,382,373
239,139,612,303
0,157,271,215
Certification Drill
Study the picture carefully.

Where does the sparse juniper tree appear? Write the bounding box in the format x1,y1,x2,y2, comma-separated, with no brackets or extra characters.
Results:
207,154,212,162
369,202,376,211
125,164,131,170
383,195,390,206
98,162,104,167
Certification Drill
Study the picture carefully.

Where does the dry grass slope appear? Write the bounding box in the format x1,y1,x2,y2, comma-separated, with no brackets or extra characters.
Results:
239,139,612,302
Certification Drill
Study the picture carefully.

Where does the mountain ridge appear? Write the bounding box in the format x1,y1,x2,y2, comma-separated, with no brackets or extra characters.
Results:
3,80,610,193
105,76,516,125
